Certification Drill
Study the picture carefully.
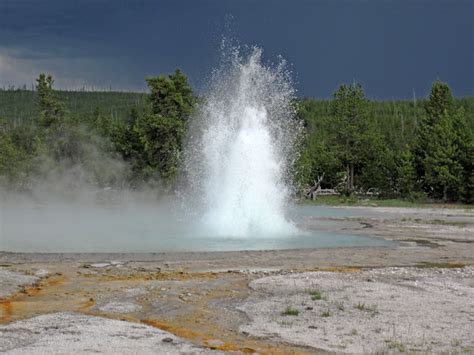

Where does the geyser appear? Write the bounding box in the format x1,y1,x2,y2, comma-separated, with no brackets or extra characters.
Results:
0,44,393,253
185,45,301,237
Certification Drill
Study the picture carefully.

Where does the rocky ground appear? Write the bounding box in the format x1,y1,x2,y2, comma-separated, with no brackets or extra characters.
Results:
239,267,474,353
0,269,39,299
0,313,221,354
0,206,473,353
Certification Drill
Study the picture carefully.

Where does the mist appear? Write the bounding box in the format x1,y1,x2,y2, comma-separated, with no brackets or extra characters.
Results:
0,171,185,252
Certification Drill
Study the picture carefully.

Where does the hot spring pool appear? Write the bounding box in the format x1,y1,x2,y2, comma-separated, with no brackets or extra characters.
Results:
0,203,392,253
0,46,394,254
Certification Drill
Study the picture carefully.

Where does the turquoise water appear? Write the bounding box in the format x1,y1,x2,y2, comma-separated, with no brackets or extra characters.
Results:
0,203,392,253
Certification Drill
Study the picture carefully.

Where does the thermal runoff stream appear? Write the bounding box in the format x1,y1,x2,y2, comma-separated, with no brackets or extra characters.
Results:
185,46,301,237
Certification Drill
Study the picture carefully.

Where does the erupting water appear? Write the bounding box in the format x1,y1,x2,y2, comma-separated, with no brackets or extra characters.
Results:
185,46,301,237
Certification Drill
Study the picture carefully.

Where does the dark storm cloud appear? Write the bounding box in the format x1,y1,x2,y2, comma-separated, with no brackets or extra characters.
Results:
0,0,472,98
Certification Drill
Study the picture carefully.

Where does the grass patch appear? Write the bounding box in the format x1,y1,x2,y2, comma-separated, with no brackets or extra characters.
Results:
401,218,471,227
430,219,470,227
451,339,462,347
276,320,294,328
321,310,331,317
385,339,406,352
300,196,474,209
308,289,322,300
416,262,465,269
354,302,378,315
281,307,299,316
307,289,327,301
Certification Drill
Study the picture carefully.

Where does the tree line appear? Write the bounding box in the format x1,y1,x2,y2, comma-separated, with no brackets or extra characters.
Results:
0,72,473,203
296,82,473,202
0,71,194,193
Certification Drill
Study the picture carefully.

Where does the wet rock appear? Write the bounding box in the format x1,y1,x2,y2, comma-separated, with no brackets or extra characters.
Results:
90,263,111,268
0,269,39,299
98,301,142,313
207,339,225,348
35,269,50,277
84,261,126,269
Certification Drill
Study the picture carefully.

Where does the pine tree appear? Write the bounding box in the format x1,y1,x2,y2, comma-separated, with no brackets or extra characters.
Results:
112,70,196,188
35,74,67,128
0,129,22,181
93,106,112,135
145,69,196,121
424,81,454,122
413,81,473,201
413,81,454,184
329,83,384,193
451,107,474,202
424,110,463,201
396,148,418,198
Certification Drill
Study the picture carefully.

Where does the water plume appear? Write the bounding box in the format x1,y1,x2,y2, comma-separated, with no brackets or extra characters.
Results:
185,45,301,237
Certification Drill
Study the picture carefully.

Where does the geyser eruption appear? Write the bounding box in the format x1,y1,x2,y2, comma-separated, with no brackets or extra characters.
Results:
185,46,301,237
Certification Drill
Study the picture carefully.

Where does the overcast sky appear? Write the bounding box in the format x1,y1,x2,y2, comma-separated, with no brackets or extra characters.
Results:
0,0,472,99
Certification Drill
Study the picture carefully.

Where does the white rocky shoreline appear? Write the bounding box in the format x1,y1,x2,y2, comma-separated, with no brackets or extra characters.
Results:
1,206,473,353
239,266,474,353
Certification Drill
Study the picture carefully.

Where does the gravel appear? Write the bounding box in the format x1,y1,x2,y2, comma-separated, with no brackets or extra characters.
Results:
239,266,474,353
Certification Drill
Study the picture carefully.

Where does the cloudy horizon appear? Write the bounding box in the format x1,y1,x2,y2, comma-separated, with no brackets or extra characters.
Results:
0,0,472,99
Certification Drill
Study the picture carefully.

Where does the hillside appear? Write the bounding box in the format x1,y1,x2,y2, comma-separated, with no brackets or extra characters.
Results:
0,90,148,126
2,89,473,134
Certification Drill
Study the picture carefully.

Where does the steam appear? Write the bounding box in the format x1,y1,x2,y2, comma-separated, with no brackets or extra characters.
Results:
0,123,170,253
0,191,180,253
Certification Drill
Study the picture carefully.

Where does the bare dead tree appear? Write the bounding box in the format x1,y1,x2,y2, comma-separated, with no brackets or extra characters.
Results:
304,173,325,200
